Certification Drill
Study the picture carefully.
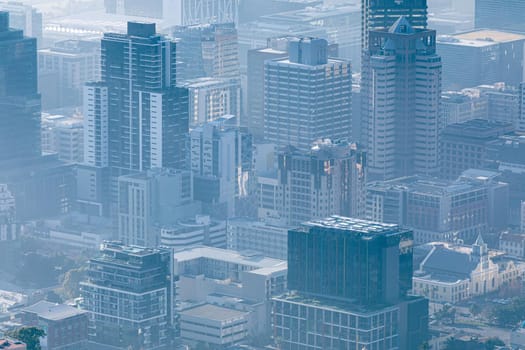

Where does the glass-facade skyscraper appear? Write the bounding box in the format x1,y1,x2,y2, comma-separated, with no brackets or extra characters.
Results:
288,216,413,306
0,11,41,164
274,216,428,350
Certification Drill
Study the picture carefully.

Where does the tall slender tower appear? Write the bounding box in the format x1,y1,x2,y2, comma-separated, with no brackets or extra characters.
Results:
362,17,441,180
82,22,189,208
0,11,41,164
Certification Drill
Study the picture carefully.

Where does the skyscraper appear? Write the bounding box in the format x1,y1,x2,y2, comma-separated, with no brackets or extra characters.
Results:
288,216,413,305
0,11,41,164
273,216,429,350
362,0,428,50
81,242,173,349
246,45,287,140
362,17,441,180
257,140,367,226
475,0,525,33
264,37,352,151
82,22,189,207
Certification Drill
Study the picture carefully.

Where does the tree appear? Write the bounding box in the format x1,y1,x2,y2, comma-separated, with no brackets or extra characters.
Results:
419,341,431,350
60,266,87,299
7,327,46,350
484,337,505,350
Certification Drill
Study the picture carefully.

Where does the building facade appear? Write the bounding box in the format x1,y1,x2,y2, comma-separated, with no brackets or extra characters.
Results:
190,116,250,218
264,37,352,151
366,172,509,244
362,17,441,180
226,219,291,260
475,0,525,33
439,119,513,180
182,77,240,126
438,30,525,91
246,46,287,140
413,238,524,304
0,11,41,164
21,301,89,350
275,216,429,350
257,140,367,226
81,242,173,349
38,40,100,109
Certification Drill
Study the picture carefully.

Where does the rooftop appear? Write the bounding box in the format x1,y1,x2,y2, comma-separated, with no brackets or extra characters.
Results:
438,29,525,47
174,246,286,271
303,215,401,235
22,301,87,321
180,303,248,322
0,339,26,350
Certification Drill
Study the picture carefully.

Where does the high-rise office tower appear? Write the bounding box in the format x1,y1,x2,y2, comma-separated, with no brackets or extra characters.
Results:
362,17,441,180
257,140,366,226
0,11,41,164
264,38,352,151
288,216,413,305
103,22,188,172
0,2,42,45
38,40,100,109
274,216,429,350
81,242,174,349
475,0,525,33
173,23,240,82
362,0,428,50
190,116,249,218
246,45,287,140
81,22,189,209
0,12,74,220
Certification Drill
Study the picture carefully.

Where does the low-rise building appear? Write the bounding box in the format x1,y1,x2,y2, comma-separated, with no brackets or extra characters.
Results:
180,304,249,348
413,237,524,304
21,301,88,350
161,216,226,250
500,232,525,259
174,246,287,342
226,219,290,260
366,170,509,244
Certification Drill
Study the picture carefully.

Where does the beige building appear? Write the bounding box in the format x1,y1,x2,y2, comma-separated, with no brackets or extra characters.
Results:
413,236,524,304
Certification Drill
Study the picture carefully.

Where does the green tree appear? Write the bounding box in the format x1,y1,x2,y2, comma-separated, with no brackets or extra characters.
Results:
419,341,431,350
61,266,87,299
7,327,46,350
484,337,505,350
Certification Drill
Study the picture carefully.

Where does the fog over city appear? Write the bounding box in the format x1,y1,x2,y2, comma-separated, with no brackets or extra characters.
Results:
1,0,525,349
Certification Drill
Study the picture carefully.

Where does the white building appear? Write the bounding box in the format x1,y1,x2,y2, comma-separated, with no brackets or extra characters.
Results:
500,232,525,259
182,78,240,126
226,219,290,260
38,40,100,109
174,246,287,339
413,237,524,304
41,113,84,164
180,304,249,348
190,116,244,218
161,215,226,250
